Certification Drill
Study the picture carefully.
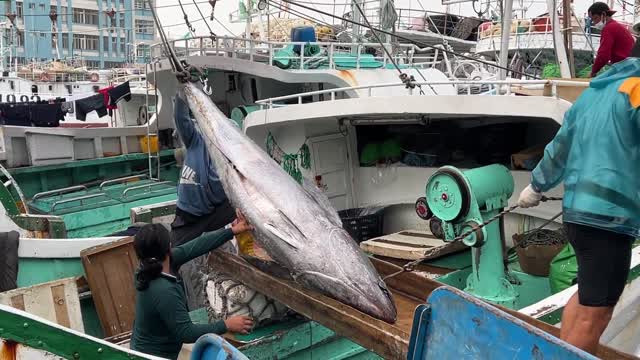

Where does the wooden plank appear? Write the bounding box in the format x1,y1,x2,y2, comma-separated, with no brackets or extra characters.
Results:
80,236,139,337
361,230,466,260
51,284,71,328
0,277,83,332
208,251,412,360
10,294,24,311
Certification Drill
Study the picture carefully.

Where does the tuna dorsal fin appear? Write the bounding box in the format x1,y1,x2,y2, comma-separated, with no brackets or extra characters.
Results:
301,177,342,227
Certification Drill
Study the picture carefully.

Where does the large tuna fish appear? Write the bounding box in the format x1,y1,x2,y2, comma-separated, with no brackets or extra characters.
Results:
181,83,397,323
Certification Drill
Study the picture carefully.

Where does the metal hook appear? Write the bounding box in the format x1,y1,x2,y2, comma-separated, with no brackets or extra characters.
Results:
201,77,213,95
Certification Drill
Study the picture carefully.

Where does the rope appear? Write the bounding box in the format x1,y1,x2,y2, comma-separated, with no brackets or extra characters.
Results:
178,0,197,35
383,196,563,280
192,0,217,40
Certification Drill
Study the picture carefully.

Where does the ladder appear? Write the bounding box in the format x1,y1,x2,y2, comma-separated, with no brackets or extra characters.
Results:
145,61,161,181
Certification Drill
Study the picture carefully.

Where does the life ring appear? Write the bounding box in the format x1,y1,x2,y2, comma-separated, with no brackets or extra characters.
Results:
90,73,100,82
39,72,49,82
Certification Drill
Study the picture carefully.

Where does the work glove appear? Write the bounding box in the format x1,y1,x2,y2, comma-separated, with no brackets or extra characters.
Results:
517,184,543,208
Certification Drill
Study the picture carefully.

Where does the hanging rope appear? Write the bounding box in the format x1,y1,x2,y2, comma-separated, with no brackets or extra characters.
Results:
266,132,311,184
192,0,217,40
178,0,196,34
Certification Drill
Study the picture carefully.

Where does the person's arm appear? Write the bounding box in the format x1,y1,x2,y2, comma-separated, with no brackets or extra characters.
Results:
174,92,197,147
156,285,227,343
171,228,234,268
530,108,575,192
592,25,613,76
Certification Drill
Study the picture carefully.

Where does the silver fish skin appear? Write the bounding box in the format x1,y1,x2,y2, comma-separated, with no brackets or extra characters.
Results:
181,83,397,323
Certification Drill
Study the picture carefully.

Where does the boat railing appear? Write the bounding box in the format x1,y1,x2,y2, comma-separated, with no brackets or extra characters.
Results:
254,79,589,108
150,36,441,71
15,71,102,83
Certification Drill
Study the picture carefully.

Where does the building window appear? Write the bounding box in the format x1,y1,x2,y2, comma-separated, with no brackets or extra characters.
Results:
16,32,23,46
71,35,99,50
38,3,44,11
119,16,124,28
135,0,150,9
119,0,124,7
111,37,117,54
28,3,35,9
62,33,69,48
60,6,67,22
120,37,125,53
16,2,23,18
135,19,153,34
103,36,109,51
136,44,149,58
73,8,99,25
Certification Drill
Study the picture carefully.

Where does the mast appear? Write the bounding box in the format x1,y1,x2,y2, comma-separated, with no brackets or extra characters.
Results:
498,0,513,79
562,0,575,77
546,0,571,78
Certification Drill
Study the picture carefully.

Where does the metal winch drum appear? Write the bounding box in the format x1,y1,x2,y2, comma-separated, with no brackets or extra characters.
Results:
415,164,519,308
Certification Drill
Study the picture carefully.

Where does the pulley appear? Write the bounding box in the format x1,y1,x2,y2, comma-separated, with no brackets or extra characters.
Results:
425,167,471,222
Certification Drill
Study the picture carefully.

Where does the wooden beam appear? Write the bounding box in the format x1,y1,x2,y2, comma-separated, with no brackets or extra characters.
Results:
208,251,411,360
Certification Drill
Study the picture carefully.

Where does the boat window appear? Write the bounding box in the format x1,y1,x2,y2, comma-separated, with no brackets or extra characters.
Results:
49,85,53,91
9,80,14,90
355,118,559,171
31,85,38,94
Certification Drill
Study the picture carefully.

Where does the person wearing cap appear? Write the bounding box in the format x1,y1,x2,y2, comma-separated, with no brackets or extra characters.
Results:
589,2,635,77
517,49,640,354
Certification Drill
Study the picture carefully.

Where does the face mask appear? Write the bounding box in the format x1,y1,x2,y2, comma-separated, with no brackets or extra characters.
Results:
594,21,605,30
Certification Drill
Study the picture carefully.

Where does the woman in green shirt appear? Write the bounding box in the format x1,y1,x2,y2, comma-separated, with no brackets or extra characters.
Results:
131,215,254,359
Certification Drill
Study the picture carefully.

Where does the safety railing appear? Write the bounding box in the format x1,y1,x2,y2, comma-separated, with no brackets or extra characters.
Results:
254,79,589,108
149,35,440,71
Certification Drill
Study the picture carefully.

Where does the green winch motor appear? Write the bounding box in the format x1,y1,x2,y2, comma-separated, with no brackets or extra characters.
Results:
416,164,518,308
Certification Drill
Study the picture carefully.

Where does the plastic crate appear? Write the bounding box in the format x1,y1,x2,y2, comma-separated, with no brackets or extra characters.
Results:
338,207,384,243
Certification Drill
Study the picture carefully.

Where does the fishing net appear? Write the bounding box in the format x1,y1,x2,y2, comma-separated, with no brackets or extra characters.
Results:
265,132,311,183
205,272,290,325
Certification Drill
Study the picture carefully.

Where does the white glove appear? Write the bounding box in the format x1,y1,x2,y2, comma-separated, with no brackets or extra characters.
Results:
517,184,543,208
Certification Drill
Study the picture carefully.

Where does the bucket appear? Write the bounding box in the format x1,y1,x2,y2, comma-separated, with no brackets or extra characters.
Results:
513,230,566,277
290,26,316,53
139,135,158,153
230,105,261,129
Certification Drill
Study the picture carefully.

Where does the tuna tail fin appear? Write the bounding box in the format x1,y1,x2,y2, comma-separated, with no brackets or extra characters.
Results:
301,177,342,227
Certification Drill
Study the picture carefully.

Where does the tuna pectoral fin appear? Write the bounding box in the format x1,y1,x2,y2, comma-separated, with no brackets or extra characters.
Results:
263,222,302,249
242,255,294,281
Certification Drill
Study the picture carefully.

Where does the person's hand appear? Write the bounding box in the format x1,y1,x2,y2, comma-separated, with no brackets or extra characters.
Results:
224,315,254,334
231,209,253,235
517,184,543,208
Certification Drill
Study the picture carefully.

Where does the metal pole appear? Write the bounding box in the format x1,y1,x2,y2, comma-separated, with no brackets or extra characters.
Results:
562,0,575,77
546,0,571,78
498,0,514,79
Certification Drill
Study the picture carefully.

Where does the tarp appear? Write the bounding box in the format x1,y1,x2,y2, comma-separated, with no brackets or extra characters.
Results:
0,231,20,292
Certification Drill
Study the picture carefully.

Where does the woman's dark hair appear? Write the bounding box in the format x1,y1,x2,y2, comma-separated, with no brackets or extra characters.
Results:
134,224,171,291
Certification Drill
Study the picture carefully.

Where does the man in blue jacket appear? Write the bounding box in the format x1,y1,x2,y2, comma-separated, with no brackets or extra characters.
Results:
171,89,236,310
518,55,640,354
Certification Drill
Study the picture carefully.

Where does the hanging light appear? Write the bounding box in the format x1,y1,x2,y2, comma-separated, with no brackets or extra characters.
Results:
257,0,267,11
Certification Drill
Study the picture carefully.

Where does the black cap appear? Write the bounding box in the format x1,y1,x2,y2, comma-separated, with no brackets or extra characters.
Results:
588,2,617,16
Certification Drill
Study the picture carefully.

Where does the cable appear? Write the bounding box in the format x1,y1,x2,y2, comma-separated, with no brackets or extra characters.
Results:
177,0,196,35
191,0,216,39
276,0,538,79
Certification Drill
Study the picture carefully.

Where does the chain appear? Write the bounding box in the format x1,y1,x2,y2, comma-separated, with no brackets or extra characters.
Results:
382,196,562,281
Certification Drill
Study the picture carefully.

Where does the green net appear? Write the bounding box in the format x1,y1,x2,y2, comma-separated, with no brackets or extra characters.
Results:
265,132,311,183
542,63,561,79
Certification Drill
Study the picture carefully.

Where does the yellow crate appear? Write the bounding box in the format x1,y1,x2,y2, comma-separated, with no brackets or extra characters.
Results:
139,135,159,153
